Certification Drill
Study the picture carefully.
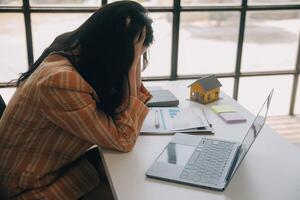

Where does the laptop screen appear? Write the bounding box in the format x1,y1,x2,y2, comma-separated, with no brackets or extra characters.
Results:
228,89,273,181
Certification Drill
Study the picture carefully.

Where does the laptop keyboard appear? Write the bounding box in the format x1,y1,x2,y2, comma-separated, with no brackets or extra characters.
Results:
180,138,235,185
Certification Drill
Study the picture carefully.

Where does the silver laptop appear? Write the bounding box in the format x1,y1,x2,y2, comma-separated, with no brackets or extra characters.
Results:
146,90,273,191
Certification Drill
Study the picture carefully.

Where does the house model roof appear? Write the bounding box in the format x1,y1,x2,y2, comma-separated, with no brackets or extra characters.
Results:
188,75,222,92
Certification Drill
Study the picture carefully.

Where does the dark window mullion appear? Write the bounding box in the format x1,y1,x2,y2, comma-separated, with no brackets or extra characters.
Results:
233,0,248,100
0,7,23,12
170,0,180,80
289,33,300,115
23,0,34,68
181,5,242,12
248,4,300,11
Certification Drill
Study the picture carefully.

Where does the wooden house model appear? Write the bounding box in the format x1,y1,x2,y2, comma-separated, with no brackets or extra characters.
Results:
188,75,222,104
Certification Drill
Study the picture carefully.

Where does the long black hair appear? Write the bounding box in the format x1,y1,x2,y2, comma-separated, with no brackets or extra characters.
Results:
17,1,154,117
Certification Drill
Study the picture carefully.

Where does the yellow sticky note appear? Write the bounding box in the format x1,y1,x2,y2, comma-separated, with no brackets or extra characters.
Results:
211,104,236,113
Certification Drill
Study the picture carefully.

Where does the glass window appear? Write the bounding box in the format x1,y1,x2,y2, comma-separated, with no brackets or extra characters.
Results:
249,0,300,5
0,13,27,82
238,75,293,115
241,11,300,72
31,12,171,77
0,88,16,104
30,0,101,7
107,0,173,7
31,13,91,60
178,12,240,75
295,75,300,114
0,0,22,6
219,77,234,97
142,13,172,77
181,0,241,6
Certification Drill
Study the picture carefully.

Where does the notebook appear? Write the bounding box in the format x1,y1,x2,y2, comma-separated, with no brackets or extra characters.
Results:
141,107,214,135
147,89,179,107
211,104,236,113
211,103,246,124
219,112,247,123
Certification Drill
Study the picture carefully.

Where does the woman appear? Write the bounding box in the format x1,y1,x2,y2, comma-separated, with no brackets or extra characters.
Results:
0,1,154,199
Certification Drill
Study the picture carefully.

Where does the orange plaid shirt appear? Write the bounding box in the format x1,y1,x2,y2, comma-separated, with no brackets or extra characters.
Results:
0,54,151,199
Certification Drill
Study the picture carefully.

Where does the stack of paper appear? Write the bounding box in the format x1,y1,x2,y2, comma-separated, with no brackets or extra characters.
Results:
141,107,214,135
211,104,247,124
211,104,236,113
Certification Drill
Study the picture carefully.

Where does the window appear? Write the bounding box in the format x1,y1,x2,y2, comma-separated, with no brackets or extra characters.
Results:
31,13,91,59
108,0,173,6
143,13,172,77
181,0,241,6
0,0,300,115
238,75,293,115
0,13,27,82
249,0,300,5
178,12,240,75
30,0,101,7
219,78,234,97
242,11,300,72
0,0,22,6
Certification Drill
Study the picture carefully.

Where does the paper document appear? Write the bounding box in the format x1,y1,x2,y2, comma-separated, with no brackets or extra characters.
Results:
141,107,213,135
211,104,236,113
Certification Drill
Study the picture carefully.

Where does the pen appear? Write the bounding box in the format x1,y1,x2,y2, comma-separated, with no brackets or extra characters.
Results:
155,110,160,128
202,108,212,127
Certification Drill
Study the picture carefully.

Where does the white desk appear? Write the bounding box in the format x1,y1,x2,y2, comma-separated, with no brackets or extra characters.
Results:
100,80,300,200
1,83,299,199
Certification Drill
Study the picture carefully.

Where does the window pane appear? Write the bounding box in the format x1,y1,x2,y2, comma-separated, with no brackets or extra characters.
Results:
30,0,101,6
238,75,293,115
219,78,234,97
142,13,172,77
182,0,241,6
178,12,240,75
242,11,300,72
249,0,300,5
295,76,300,114
0,88,16,104
0,13,27,82
0,0,22,6
107,0,173,7
32,13,91,60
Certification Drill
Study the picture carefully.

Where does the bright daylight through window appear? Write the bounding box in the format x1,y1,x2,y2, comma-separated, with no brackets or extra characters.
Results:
0,0,300,115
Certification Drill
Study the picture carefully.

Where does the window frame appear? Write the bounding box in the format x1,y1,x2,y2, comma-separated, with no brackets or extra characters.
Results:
0,0,300,115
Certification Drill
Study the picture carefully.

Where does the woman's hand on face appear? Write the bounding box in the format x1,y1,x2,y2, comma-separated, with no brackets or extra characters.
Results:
129,27,146,97
136,47,148,90
133,27,146,65
136,59,141,90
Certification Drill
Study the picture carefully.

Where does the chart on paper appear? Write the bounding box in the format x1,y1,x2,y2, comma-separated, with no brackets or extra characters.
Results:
141,107,209,134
